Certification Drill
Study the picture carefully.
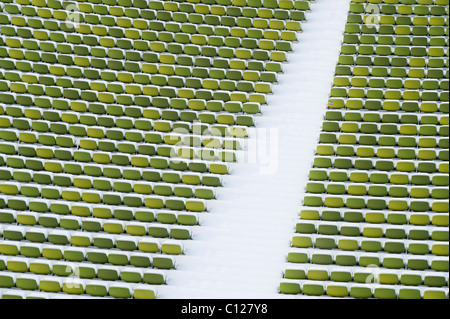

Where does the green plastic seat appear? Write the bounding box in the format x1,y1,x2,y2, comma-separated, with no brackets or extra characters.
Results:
279,282,301,295
350,286,372,299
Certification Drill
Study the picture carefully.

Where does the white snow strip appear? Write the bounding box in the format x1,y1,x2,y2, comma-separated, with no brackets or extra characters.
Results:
157,0,352,299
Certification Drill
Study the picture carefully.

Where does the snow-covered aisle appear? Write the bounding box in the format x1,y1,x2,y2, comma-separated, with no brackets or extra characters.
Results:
158,0,351,299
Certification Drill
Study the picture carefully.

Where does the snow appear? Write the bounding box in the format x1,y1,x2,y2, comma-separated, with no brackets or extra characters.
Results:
156,0,352,299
